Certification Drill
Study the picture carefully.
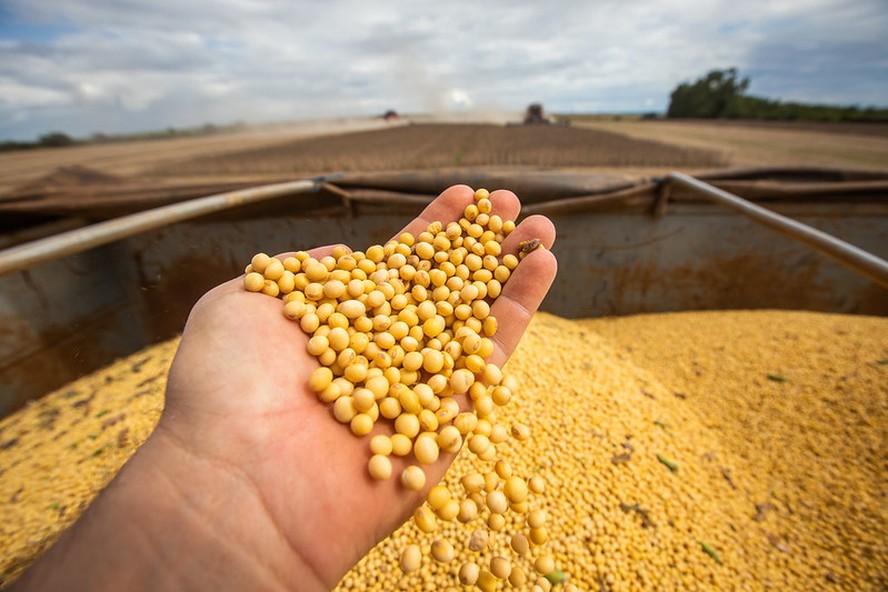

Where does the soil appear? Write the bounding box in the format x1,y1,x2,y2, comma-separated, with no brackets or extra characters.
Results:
154,123,728,176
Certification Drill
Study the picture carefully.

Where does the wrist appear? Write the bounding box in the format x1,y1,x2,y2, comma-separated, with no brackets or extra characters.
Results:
13,421,327,592
137,423,327,591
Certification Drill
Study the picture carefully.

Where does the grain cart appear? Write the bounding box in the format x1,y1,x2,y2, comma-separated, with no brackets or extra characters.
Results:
1,166,886,590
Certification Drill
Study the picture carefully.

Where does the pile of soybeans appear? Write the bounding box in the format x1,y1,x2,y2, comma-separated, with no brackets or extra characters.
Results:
3,313,886,590
0,195,885,590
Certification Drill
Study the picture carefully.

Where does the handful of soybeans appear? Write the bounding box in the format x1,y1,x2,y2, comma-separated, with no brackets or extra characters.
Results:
243,189,570,590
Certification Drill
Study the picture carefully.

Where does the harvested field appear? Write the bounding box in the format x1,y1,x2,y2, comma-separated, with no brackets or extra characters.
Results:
563,116,888,138
4,118,885,201
155,123,728,176
574,119,888,169
0,118,391,196
662,119,888,138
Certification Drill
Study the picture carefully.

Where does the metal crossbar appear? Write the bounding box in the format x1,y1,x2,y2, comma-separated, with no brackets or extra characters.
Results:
665,172,888,289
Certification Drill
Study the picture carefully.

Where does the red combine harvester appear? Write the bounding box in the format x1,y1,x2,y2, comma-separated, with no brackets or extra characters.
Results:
523,103,550,124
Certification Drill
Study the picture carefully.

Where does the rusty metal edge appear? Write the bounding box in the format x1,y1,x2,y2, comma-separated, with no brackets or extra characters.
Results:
0,178,322,276
522,183,659,215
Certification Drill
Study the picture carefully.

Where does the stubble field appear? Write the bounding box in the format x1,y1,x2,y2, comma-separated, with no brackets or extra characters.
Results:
2,117,886,199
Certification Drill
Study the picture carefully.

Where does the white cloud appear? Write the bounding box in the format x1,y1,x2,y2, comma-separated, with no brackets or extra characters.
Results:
0,77,68,107
0,0,886,139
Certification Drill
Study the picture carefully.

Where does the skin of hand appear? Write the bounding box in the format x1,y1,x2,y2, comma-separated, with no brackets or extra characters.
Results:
11,185,557,592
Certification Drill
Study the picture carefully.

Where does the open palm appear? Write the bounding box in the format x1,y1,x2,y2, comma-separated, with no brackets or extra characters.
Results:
157,185,558,589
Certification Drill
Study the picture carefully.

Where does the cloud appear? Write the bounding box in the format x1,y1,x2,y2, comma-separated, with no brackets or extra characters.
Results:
738,2,888,105
0,0,886,139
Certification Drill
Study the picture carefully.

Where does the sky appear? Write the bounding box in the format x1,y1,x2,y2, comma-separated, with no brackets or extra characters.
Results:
1,0,886,141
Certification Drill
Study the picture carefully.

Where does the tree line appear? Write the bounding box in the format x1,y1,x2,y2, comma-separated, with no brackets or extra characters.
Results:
0,122,241,153
667,68,888,122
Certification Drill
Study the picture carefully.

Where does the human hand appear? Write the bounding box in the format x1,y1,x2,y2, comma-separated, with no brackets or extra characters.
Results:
11,185,557,592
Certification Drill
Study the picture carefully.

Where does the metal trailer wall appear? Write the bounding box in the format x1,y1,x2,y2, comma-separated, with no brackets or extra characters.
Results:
2,195,886,417
0,244,149,416
118,201,887,333
548,202,887,316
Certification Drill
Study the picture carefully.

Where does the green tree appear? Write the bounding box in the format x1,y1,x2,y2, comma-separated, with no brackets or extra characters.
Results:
37,131,75,147
667,68,750,118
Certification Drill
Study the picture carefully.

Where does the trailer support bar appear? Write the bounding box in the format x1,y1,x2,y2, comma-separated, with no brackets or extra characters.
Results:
666,172,888,289
0,179,321,276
